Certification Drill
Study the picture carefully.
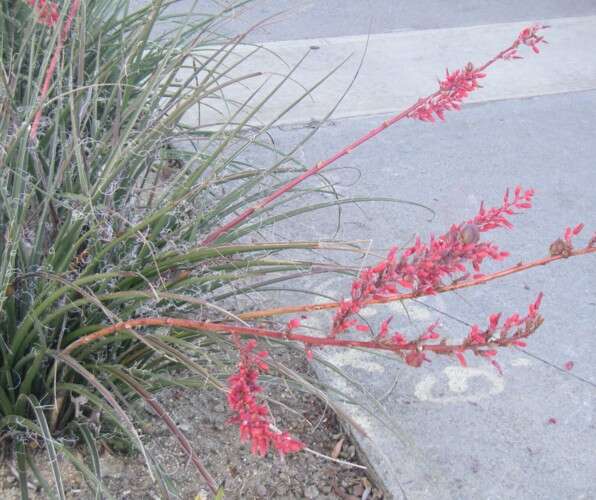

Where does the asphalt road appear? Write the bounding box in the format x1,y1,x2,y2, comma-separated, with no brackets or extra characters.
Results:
166,0,596,41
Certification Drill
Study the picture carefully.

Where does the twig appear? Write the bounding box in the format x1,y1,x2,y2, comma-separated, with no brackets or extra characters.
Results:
303,446,367,470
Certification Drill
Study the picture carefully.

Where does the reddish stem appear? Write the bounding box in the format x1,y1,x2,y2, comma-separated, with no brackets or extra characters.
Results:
200,103,417,245
237,246,595,320
64,305,540,357
61,247,593,356
30,0,81,141
200,27,545,246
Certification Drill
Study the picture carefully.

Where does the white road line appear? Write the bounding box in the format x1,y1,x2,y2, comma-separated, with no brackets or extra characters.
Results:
184,16,596,127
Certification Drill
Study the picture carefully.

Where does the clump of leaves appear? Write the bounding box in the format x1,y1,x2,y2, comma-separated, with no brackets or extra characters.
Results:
1,0,380,496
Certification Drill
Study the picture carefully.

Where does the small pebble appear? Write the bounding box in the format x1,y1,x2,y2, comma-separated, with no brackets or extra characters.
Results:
352,483,364,496
304,485,320,499
275,485,288,496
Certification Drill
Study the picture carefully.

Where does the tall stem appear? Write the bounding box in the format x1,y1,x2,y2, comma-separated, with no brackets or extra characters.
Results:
63,312,541,358
200,29,542,245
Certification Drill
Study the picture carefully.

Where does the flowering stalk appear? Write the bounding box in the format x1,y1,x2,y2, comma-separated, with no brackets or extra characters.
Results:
236,245,595,321
331,187,534,336
391,293,544,371
200,24,548,246
409,24,548,122
63,298,543,362
63,214,593,455
64,223,594,442
24,0,59,27
227,339,304,456
29,0,81,141
65,230,595,362
52,21,593,461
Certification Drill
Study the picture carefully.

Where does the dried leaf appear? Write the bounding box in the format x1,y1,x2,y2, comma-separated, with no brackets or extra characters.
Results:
331,437,345,459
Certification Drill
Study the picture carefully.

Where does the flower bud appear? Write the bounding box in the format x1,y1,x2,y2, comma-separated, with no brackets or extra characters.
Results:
459,223,480,245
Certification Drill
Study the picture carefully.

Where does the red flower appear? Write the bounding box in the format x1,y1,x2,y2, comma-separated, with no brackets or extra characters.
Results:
332,188,534,335
405,350,428,367
468,325,486,345
501,24,549,60
286,318,301,330
408,64,486,122
392,332,407,346
517,24,549,54
419,321,440,341
564,223,584,244
378,316,393,338
455,352,467,367
227,340,304,457
25,0,59,27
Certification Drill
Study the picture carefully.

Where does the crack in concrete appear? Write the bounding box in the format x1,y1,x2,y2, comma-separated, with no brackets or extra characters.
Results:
516,348,596,389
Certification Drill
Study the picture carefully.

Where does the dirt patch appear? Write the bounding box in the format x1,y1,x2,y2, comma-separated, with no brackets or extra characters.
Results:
0,351,385,499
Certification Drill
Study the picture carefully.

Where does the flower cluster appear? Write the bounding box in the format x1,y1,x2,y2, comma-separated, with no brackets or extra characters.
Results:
408,25,547,123
332,187,534,335
379,293,544,372
24,0,59,27
227,339,304,456
503,23,549,59
408,64,486,122
472,186,534,231
453,293,543,372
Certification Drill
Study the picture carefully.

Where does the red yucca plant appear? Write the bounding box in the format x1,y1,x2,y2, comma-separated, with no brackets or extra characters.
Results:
3,1,595,496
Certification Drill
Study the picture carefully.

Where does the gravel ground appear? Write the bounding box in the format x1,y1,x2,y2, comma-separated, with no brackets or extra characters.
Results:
0,351,386,500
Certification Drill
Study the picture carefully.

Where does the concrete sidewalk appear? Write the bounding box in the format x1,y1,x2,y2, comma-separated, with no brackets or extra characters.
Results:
184,16,596,128
213,5,596,499
279,91,596,499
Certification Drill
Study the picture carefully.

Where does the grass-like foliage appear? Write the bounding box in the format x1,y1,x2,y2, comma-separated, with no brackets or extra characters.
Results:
1,0,378,496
